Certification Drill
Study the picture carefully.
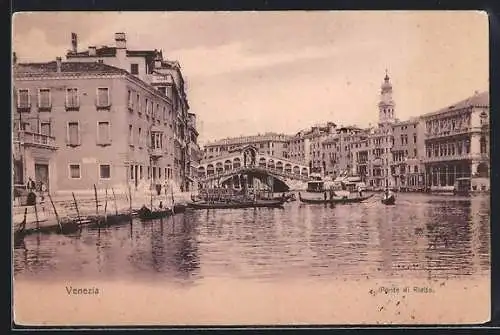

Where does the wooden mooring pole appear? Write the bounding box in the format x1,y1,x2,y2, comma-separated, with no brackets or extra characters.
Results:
104,188,108,223
34,202,39,231
111,188,118,216
72,192,81,225
48,193,62,231
93,184,99,216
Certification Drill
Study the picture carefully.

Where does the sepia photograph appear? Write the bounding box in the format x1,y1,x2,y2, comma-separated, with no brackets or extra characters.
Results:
12,11,490,326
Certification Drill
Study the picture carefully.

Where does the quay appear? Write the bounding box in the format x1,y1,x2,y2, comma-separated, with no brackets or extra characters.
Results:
12,186,193,240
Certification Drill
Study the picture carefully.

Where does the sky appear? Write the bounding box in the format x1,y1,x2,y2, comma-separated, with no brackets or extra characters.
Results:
12,11,489,145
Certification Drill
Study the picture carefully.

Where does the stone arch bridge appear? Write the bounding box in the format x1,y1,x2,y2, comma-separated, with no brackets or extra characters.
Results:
195,146,311,191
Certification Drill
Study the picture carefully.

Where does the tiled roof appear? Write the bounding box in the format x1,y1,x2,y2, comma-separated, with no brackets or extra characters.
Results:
67,47,157,58
14,61,128,75
422,91,489,118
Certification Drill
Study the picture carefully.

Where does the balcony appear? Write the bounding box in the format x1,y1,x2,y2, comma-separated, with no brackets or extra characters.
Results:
421,153,487,164
13,131,58,150
148,147,164,159
425,127,483,140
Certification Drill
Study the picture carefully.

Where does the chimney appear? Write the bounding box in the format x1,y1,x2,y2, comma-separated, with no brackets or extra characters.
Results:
115,32,126,49
71,32,78,53
88,46,97,56
56,57,62,72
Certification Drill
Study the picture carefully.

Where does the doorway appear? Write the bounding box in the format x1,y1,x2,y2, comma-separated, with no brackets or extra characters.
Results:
35,163,49,191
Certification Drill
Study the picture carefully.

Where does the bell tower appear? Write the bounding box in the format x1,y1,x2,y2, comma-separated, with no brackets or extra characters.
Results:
378,69,395,125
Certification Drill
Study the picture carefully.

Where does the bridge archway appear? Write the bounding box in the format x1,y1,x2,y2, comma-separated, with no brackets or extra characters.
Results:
233,157,241,169
198,166,206,178
207,164,214,176
219,169,291,192
276,161,283,172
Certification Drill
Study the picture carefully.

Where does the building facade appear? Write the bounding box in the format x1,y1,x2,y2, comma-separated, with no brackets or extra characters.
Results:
65,32,198,191
390,118,426,191
203,133,292,161
421,91,489,192
13,56,193,194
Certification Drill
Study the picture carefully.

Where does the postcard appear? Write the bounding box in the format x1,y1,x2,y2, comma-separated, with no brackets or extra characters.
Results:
12,10,490,326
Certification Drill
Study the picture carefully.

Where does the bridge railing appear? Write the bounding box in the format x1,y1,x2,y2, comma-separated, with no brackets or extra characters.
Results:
198,165,311,184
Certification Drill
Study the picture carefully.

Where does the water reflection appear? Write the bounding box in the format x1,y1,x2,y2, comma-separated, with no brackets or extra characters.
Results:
13,194,490,284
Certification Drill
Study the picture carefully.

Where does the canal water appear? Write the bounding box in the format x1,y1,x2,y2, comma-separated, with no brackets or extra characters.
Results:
13,193,490,283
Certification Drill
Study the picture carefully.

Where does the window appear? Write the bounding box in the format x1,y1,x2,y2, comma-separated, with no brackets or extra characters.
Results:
38,89,51,109
127,90,133,110
136,94,141,114
17,89,30,110
21,122,31,132
41,122,51,136
99,164,111,179
413,135,417,143
413,148,417,157
145,98,150,115
97,121,111,145
128,125,133,145
414,166,418,173
138,128,142,147
67,122,80,146
158,86,166,95
131,63,139,75
69,164,81,179
96,88,110,107
66,88,79,109
139,165,143,179
130,165,134,180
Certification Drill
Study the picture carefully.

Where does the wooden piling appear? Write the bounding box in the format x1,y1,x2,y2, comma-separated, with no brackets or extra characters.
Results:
93,184,99,216
104,188,108,223
34,203,39,231
112,188,118,216
127,184,132,214
72,192,81,225
48,193,62,231
20,207,28,232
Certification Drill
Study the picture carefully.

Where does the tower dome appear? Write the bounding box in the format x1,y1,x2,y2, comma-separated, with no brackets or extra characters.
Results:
381,69,392,91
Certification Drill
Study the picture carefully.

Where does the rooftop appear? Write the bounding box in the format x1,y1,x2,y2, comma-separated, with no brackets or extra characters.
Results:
421,91,489,118
14,61,128,75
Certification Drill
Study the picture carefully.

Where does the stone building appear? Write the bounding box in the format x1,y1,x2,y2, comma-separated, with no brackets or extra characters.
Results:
203,132,292,161
420,91,489,192
390,118,426,191
12,57,188,194
65,32,199,191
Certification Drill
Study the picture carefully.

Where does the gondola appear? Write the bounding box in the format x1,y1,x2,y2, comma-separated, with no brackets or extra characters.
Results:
298,192,374,204
187,199,285,210
137,205,173,220
173,204,187,213
381,194,396,205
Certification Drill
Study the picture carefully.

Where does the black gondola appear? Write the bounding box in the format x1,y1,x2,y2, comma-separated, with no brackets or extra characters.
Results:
173,204,187,213
298,192,374,204
187,199,285,210
381,194,396,205
137,205,173,220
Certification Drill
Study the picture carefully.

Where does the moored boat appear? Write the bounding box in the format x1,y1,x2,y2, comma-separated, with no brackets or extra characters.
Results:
137,205,173,220
381,194,396,205
298,192,374,204
187,199,285,210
